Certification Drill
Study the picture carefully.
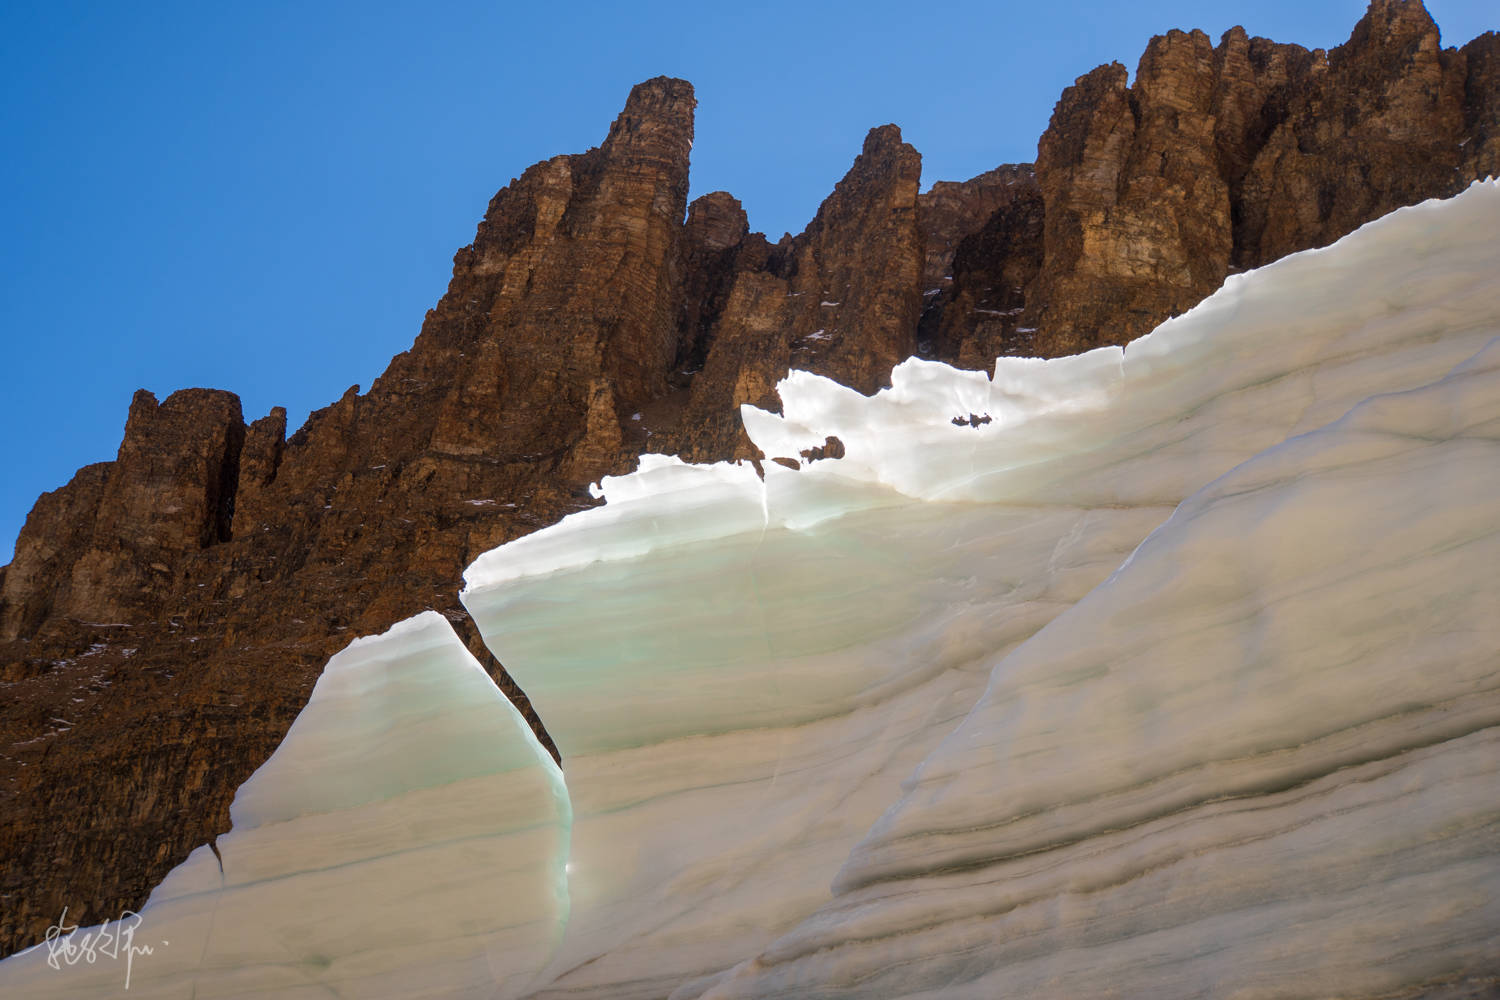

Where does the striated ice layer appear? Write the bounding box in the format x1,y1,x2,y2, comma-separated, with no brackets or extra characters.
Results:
466,495,1152,1000
5,181,1494,1000
463,180,1500,999
0,611,569,999
701,340,1500,999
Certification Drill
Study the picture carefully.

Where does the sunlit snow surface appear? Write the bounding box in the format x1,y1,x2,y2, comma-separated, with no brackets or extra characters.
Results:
4,180,1498,999
463,180,1500,999
0,612,569,999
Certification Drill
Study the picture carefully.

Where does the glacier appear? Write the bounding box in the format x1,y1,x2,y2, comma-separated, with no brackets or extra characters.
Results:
699,342,1500,998
3,179,1498,998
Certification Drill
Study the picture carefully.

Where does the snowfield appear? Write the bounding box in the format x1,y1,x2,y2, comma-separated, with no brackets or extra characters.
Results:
4,179,1498,998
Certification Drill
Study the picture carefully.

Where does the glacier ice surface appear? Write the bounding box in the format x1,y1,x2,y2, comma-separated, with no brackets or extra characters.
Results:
5,179,1499,999
462,180,1500,998
700,336,1500,999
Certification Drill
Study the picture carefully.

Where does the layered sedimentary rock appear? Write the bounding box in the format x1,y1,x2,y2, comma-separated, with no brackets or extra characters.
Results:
1,0,1497,964
0,389,244,640
942,0,1500,356
1029,33,1236,354
0,464,111,643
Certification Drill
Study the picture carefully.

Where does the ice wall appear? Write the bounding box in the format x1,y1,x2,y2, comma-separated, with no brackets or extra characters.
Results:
7,179,1496,1000
701,339,1500,999
463,181,1500,998
0,612,569,999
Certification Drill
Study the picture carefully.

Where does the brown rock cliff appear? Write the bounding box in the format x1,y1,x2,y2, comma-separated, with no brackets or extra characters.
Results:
1,389,244,640
942,0,1496,357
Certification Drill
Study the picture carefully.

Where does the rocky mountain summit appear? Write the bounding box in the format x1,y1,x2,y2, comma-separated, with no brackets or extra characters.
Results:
1,0,1496,960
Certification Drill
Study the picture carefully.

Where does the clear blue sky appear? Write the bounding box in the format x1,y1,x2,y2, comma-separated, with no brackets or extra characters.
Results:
1,0,1493,564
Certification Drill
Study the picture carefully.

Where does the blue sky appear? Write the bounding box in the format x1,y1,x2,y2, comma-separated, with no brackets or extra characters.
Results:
1,0,1493,563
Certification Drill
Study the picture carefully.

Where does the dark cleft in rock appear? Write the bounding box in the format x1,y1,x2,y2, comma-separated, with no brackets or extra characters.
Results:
657,124,924,463
916,165,1036,297
923,168,1045,367
1459,31,1500,179
678,191,753,380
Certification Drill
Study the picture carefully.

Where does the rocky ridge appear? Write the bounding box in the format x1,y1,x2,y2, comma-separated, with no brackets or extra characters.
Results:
1,0,1497,960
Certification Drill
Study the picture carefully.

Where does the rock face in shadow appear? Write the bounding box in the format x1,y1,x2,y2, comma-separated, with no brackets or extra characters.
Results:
916,166,1036,297
1461,32,1500,179
923,168,1045,367
0,0,1496,961
657,124,925,462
